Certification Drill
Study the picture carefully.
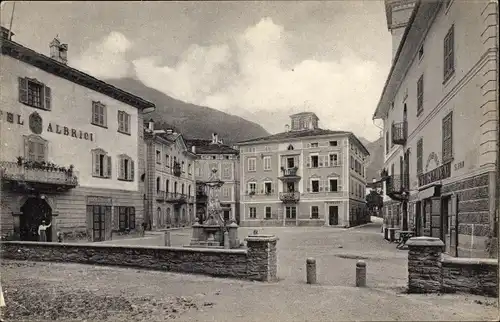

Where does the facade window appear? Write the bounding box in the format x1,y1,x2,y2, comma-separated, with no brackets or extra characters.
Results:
117,111,131,134
24,135,47,161
181,183,185,195
165,179,169,192
443,25,455,82
165,154,170,167
263,156,271,170
265,206,272,219
156,177,161,192
118,154,134,181
174,182,178,193
182,161,185,172
248,157,256,172
92,148,111,178
91,101,107,127
222,187,230,197
156,150,161,164
391,122,395,148
18,77,51,110
249,207,257,219
286,206,297,219
188,184,191,197
385,131,389,154
264,182,272,194
390,163,395,176
311,179,320,193
311,206,319,219
329,140,338,147
118,206,135,231
417,75,424,115
310,155,319,168
310,142,319,148
417,138,423,174
188,163,192,175
287,157,295,168
442,111,453,162
248,182,256,194
222,164,231,179
329,153,339,166
329,178,338,192
350,156,354,169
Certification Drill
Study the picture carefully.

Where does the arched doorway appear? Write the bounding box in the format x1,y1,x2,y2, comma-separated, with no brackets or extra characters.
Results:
20,197,52,242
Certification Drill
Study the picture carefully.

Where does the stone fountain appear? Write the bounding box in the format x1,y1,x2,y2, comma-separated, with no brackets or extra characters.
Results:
187,168,240,249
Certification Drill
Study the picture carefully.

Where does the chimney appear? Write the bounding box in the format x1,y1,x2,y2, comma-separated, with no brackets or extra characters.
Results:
285,124,290,132
49,36,68,64
191,146,196,154
212,133,218,144
1,26,14,40
148,119,154,131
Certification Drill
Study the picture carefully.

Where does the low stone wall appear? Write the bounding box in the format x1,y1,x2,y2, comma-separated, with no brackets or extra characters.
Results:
407,237,498,297
0,235,279,282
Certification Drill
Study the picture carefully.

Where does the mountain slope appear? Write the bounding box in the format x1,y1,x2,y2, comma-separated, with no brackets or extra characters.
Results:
106,78,270,144
364,136,384,182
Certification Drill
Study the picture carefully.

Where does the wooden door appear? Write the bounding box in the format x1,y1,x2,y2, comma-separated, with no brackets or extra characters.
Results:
329,206,339,225
92,206,105,242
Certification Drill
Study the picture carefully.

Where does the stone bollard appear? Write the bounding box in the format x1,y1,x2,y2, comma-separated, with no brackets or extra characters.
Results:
228,222,239,248
306,257,317,284
406,237,444,293
224,231,230,249
356,260,366,287
163,231,171,247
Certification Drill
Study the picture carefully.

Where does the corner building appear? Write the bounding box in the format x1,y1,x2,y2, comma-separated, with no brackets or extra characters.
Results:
374,0,499,258
0,32,155,242
238,112,370,227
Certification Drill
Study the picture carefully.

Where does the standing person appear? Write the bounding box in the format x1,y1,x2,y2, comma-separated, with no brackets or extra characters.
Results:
38,220,52,242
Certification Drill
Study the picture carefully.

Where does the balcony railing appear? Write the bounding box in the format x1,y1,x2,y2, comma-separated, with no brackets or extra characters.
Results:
156,190,166,201
386,174,410,197
391,121,408,145
279,191,300,203
173,162,182,177
166,192,187,204
0,161,78,189
278,167,301,181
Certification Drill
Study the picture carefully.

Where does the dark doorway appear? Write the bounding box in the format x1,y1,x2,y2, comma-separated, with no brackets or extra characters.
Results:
20,197,52,242
415,201,422,236
174,206,180,227
92,206,106,242
329,206,339,226
223,210,230,222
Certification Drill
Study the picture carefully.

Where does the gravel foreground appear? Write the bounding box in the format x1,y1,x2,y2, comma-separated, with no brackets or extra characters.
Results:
1,260,498,322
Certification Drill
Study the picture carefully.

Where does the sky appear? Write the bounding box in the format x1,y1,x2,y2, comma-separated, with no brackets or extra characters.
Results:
1,1,392,142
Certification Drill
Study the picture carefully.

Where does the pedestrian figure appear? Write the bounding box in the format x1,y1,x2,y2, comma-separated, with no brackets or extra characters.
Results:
141,222,147,236
38,220,52,242
57,231,63,243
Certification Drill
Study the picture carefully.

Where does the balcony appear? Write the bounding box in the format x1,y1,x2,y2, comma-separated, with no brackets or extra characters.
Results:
156,190,166,202
279,191,300,203
0,160,78,191
278,167,301,181
166,192,187,204
173,162,182,177
385,174,409,201
187,195,195,203
391,121,408,145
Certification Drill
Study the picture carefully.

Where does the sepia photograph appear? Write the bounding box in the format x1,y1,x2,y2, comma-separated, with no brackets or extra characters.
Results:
0,0,499,321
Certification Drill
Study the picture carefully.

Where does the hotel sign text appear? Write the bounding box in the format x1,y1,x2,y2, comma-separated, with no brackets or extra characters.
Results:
418,162,451,187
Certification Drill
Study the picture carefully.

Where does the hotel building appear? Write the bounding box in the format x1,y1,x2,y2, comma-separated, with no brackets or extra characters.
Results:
238,112,370,227
373,0,499,258
0,30,155,242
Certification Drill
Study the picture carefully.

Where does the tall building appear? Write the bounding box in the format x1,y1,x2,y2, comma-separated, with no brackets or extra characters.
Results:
186,133,240,223
143,120,197,229
0,31,155,242
373,0,499,258
238,112,370,227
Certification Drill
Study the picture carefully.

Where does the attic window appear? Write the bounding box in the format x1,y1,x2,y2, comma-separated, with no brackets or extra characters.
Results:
287,144,294,151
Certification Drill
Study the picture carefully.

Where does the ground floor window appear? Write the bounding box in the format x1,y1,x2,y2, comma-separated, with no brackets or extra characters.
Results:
249,207,257,218
311,206,319,219
265,206,272,219
87,205,111,242
286,206,296,219
119,206,135,231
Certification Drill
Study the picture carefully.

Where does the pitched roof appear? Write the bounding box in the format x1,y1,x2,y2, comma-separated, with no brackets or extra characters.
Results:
1,38,155,110
237,128,370,156
185,139,239,155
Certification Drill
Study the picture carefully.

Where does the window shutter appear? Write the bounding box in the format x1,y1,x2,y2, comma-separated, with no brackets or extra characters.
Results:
112,206,119,230
119,158,125,180
102,104,107,126
319,156,324,167
44,85,52,110
18,77,28,103
319,180,324,192
271,182,275,193
106,156,112,178
129,207,136,229
118,111,123,131
36,142,45,161
92,151,99,177
86,205,93,241
130,160,135,181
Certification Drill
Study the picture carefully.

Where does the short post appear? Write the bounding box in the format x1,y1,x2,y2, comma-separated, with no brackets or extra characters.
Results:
306,257,317,284
224,231,230,249
228,222,239,248
406,236,444,293
163,231,171,247
245,234,279,282
356,260,366,287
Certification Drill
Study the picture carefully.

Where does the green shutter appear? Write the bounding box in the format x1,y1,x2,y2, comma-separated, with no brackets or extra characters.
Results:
44,85,51,110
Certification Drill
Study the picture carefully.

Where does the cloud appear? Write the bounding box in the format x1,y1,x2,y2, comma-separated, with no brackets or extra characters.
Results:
71,31,132,78
132,17,384,141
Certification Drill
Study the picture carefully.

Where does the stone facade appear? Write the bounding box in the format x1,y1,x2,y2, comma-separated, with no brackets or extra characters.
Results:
407,237,498,297
0,234,279,282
